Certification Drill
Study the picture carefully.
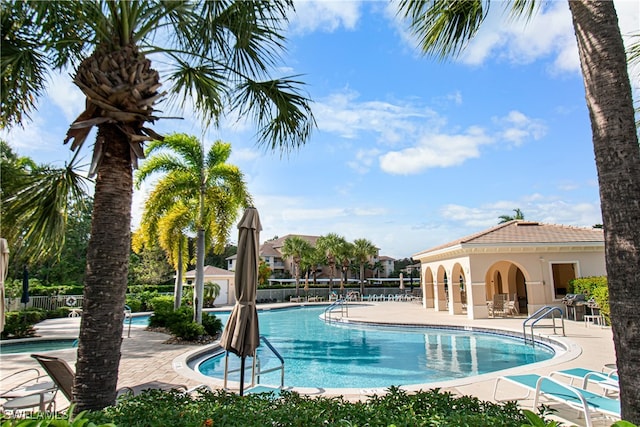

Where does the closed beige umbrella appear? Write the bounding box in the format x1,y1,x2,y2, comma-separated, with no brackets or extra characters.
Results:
1,238,9,333
220,207,261,395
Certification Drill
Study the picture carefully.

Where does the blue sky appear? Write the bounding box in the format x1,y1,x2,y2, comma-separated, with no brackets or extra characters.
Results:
3,1,639,259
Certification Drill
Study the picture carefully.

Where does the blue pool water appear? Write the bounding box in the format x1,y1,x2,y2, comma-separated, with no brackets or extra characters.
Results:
195,306,555,389
0,338,78,354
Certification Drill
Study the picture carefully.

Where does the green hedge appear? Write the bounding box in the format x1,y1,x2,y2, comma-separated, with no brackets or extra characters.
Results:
92,387,529,427
569,276,609,323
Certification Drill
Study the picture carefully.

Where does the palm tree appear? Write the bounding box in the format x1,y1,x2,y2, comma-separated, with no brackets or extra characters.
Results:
353,238,378,297
336,240,354,291
498,208,525,224
316,233,347,294
397,1,640,420
133,191,191,310
204,281,221,307
135,134,251,324
280,236,313,297
1,1,314,411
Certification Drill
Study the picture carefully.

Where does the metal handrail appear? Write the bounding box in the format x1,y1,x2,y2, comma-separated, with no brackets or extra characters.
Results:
224,335,285,390
255,336,285,388
523,306,565,345
323,298,348,321
124,305,133,338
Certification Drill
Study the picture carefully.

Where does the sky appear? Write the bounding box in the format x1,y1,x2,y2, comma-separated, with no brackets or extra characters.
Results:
3,0,639,260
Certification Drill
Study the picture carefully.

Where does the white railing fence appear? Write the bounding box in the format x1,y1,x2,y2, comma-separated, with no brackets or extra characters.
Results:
4,295,84,312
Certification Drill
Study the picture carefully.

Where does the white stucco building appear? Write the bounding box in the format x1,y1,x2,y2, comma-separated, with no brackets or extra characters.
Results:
413,220,606,319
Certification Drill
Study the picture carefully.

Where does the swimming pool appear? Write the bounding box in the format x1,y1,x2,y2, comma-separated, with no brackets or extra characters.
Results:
0,338,78,354
193,306,555,389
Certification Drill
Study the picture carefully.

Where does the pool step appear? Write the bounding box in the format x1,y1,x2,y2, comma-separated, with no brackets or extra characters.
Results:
244,385,282,397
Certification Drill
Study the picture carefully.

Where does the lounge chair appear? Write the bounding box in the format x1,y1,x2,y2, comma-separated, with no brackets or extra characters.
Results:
550,367,619,395
1,368,58,412
31,354,206,408
493,374,620,427
489,294,507,317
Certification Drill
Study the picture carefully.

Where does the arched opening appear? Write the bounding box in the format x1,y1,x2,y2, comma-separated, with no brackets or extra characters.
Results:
422,267,435,308
485,261,529,316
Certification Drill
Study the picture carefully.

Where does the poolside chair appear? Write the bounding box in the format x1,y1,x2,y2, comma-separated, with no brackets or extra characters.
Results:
1,368,58,413
550,367,619,395
31,354,203,407
493,374,620,427
489,294,507,317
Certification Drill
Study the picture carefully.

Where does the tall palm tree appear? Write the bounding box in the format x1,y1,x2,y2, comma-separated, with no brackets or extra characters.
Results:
316,233,347,294
353,238,378,297
280,236,313,297
498,208,525,224
133,191,191,310
398,1,640,420
336,240,354,291
1,1,314,411
135,133,251,324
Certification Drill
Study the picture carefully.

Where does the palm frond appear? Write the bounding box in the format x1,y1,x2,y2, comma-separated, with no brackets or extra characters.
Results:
234,77,315,153
397,0,489,60
4,163,92,263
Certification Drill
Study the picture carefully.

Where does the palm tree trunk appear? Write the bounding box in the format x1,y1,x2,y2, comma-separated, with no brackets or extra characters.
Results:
568,1,640,421
360,264,365,296
295,262,300,297
174,238,183,310
194,228,205,324
74,127,131,411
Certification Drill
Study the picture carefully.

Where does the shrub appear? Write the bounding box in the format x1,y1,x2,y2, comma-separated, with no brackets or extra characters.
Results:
148,295,174,312
202,313,223,337
592,285,610,323
93,387,532,427
47,307,71,318
124,297,142,313
569,276,607,295
1,311,38,339
569,276,609,324
168,320,206,341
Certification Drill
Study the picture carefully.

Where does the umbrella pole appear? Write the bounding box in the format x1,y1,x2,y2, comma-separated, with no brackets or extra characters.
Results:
239,356,246,396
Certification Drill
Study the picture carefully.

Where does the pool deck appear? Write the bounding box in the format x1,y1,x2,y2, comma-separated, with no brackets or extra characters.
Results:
1,302,617,425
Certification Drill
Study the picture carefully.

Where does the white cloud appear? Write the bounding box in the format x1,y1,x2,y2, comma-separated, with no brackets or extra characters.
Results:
440,195,602,231
289,0,362,34
493,110,547,145
379,127,492,175
347,148,381,174
47,71,85,123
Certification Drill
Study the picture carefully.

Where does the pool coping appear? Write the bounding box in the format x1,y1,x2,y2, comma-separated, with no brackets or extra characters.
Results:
172,312,581,398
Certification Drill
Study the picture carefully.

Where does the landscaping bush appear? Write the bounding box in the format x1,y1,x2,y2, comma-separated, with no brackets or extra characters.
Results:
124,297,142,313
569,276,607,295
569,276,609,323
1,310,42,339
47,307,72,318
202,313,223,337
148,295,174,312
92,387,530,427
168,320,206,341
147,303,181,329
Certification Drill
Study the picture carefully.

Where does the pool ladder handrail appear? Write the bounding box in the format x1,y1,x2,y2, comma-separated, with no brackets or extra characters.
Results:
522,305,565,345
323,298,348,322
223,335,285,391
124,304,133,338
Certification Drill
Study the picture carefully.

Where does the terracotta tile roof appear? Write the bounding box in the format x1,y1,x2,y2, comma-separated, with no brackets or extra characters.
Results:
414,220,604,256
184,265,233,277
267,234,320,248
